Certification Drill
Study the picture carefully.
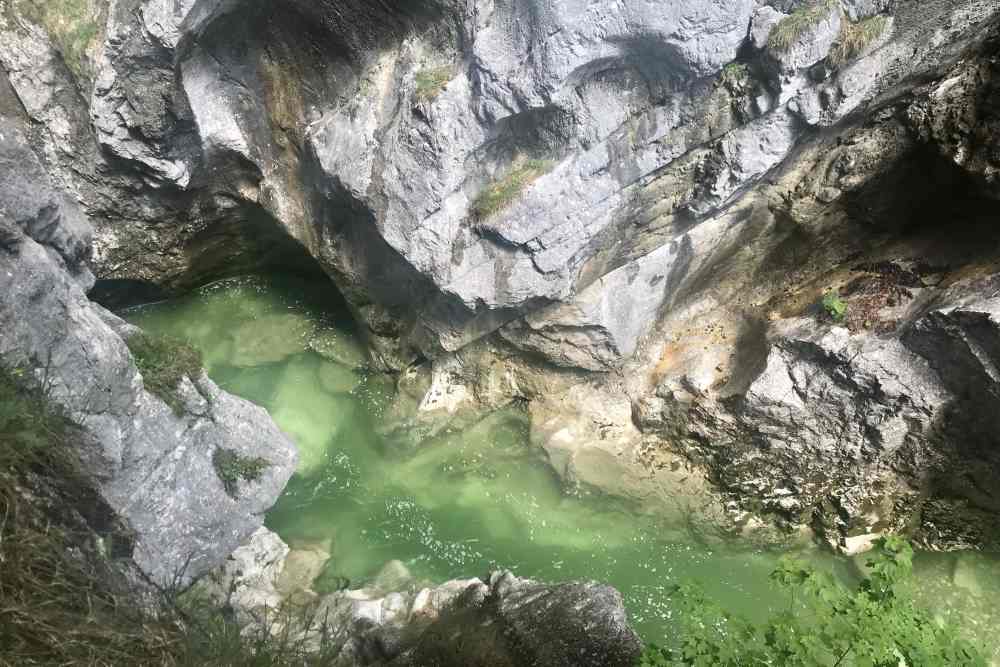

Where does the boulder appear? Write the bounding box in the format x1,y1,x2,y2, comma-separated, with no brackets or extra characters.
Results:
0,119,298,586
391,571,642,667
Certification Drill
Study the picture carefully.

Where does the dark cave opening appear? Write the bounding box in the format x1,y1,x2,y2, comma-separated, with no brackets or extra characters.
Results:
89,200,347,313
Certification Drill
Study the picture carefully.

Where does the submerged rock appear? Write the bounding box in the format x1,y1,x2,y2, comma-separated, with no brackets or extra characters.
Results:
275,541,332,597
229,313,315,367
309,328,370,369
317,360,361,395
372,560,414,596
269,357,355,474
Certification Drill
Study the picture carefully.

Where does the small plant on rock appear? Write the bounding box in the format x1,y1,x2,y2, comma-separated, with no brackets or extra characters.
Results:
212,448,270,499
822,289,848,322
768,0,839,52
829,14,889,66
126,332,203,415
0,365,72,473
19,0,102,81
414,66,454,102
470,158,553,221
718,62,750,91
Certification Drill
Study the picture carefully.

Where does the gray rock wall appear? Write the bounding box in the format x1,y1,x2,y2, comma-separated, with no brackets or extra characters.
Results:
203,529,642,667
0,117,297,586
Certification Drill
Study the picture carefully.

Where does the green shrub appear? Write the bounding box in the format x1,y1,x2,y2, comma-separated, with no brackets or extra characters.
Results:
0,366,340,665
768,0,839,52
0,366,71,472
126,332,203,415
639,537,986,666
0,366,177,664
213,448,270,499
414,66,453,102
470,158,553,221
17,0,102,80
718,62,750,91
829,15,889,65
822,289,848,322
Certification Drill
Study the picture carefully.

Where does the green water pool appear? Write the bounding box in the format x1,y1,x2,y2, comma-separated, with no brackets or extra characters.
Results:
125,273,1000,654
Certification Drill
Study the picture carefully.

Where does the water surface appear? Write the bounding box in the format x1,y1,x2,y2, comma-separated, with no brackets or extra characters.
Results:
126,273,1000,654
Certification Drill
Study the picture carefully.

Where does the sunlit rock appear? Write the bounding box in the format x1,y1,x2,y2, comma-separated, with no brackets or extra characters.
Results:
317,360,360,395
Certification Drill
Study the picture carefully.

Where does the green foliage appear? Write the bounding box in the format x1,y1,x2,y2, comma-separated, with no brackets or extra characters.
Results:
0,366,176,665
0,365,340,665
822,289,848,322
718,62,750,91
829,15,888,66
0,366,71,472
470,158,553,221
768,0,839,52
16,0,102,80
213,448,270,499
639,537,986,667
414,66,454,102
126,332,203,415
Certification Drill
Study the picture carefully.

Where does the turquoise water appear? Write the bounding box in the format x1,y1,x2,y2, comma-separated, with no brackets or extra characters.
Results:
125,273,1000,653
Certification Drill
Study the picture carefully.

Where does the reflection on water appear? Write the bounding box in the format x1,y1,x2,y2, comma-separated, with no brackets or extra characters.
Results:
126,273,1000,653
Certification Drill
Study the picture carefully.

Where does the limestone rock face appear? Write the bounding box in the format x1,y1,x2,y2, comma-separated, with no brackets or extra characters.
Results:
0,118,297,586
202,529,641,666
8,0,990,366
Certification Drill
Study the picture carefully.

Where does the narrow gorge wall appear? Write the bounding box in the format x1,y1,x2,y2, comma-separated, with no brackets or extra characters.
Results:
2,0,1000,553
0,108,297,585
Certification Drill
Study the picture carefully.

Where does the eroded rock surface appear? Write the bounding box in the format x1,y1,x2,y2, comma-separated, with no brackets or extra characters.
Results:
0,117,297,586
205,528,642,667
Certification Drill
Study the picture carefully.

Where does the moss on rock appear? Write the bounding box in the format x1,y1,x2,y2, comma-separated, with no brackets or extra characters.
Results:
15,0,106,82
768,0,839,51
471,159,553,221
125,332,203,415
212,448,270,499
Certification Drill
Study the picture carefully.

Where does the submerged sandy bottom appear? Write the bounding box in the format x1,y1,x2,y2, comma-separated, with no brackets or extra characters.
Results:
126,273,1000,653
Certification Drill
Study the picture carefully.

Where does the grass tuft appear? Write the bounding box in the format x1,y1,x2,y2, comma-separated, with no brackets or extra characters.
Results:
16,0,103,81
0,366,71,472
0,367,179,665
829,15,888,66
718,62,751,93
470,158,553,221
126,332,203,415
0,365,341,665
414,66,453,102
768,0,839,52
213,448,270,499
